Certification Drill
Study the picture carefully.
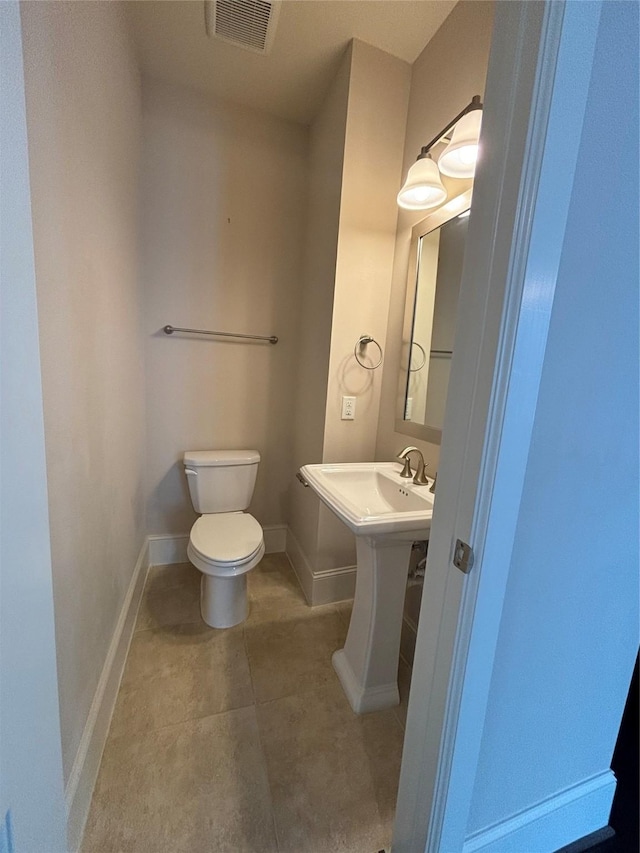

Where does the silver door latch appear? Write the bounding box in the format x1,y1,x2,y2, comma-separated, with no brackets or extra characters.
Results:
453,539,474,574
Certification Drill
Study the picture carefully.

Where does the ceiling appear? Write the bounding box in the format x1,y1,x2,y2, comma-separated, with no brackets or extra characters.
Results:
127,0,457,125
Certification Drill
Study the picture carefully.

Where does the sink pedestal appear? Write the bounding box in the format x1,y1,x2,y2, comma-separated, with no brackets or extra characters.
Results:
299,461,433,715
332,536,413,714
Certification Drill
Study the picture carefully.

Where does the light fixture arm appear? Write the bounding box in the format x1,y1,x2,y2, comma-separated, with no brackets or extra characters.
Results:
416,95,483,160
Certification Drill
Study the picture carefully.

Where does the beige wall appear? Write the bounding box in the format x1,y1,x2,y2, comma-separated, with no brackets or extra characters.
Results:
319,40,411,571
288,46,352,568
324,40,410,464
289,40,411,580
375,0,495,469
21,0,145,783
141,79,308,535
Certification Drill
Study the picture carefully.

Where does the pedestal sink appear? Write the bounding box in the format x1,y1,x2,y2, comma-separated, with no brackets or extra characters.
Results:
300,462,434,713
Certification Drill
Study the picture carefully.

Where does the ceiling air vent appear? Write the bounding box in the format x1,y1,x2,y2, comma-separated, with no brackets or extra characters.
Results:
205,0,281,55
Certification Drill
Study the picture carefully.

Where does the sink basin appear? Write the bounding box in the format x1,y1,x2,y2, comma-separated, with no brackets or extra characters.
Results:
300,461,435,714
300,462,434,539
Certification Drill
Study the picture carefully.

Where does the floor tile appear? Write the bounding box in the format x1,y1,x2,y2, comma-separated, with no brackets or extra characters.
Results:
110,622,254,737
256,681,404,853
246,553,309,623
144,562,198,592
84,557,408,853
244,608,347,703
359,707,405,836
83,706,277,853
333,598,354,631
136,563,201,632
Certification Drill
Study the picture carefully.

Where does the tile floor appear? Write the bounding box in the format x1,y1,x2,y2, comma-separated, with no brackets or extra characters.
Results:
82,553,411,853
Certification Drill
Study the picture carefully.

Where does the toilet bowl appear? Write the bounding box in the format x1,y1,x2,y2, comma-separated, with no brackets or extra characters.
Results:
187,511,265,627
183,450,264,628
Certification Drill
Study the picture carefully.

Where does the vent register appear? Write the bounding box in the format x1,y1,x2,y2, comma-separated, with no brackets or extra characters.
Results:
205,0,281,54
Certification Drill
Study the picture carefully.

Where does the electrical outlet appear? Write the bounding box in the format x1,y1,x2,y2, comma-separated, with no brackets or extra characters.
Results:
341,396,356,420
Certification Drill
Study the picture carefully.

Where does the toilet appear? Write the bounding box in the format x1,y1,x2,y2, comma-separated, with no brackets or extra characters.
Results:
183,449,265,628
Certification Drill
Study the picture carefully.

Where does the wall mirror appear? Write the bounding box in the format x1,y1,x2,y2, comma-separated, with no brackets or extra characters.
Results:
395,189,472,444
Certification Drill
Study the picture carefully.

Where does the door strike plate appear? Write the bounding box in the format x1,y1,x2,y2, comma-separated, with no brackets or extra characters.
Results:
453,539,474,574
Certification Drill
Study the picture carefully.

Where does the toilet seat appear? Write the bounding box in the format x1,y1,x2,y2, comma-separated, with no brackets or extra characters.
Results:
187,512,265,577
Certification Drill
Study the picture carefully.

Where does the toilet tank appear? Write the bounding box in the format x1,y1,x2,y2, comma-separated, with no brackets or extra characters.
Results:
183,450,260,513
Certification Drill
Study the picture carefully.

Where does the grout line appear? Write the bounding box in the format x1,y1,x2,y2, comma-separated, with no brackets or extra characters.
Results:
105,700,258,744
242,622,258,706
246,558,282,848
129,614,210,638
252,674,346,710
133,612,204,635
252,679,282,853
267,761,282,853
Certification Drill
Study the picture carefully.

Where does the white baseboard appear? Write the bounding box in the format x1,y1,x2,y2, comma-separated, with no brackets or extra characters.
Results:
263,524,287,554
286,526,356,606
312,563,357,606
148,525,288,567
148,533,189,566
285,526,314,603
463,770,617,853
65,537,150,852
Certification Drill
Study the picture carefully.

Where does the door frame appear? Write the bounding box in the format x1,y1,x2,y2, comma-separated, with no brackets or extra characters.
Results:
392,2,603,851
1,2,68,851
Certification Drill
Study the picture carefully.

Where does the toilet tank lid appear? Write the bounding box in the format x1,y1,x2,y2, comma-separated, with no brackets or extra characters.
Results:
183,450,260,467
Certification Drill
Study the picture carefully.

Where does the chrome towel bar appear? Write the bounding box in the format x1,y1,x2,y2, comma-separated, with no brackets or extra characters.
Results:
163,325,278,344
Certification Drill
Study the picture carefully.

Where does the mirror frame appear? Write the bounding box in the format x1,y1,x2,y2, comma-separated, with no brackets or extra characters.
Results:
395,188,473,444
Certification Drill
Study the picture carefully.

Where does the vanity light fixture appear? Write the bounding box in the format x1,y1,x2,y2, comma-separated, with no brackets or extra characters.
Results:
397,95,483,211
396,155,447,211
438,104,483,178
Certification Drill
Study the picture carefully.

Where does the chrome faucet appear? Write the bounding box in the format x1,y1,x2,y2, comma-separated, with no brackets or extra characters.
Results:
397,446,429,486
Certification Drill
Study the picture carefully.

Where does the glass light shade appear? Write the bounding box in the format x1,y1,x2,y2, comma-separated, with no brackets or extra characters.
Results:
397,157,448,210
438,109,482,178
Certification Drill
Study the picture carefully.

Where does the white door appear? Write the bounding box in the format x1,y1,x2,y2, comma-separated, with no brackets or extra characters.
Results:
393,2,610,851
1,3,68,851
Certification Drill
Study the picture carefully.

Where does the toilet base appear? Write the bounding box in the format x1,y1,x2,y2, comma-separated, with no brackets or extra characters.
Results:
200,573,248,628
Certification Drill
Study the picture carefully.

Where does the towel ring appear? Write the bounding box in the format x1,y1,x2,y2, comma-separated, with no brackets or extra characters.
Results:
409,341,427,372
354,335,383,370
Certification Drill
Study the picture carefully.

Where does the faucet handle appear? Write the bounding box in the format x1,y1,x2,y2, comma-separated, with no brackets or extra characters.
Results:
399,456,413,478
